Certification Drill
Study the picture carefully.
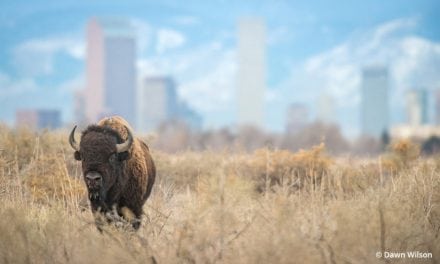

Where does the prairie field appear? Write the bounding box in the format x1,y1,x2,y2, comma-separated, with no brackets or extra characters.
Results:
0,126,439,264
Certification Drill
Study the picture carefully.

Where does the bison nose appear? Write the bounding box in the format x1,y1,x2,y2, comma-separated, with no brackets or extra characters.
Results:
86,172,102,190
86,172,102,181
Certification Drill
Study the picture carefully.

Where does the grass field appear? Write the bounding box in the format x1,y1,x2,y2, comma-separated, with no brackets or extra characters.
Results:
0,126,439,263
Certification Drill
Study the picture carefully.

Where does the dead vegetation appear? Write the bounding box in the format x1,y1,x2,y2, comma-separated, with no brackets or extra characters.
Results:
0,126,439,263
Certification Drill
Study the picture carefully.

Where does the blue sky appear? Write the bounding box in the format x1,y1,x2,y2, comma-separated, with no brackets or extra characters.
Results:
0,0,439,136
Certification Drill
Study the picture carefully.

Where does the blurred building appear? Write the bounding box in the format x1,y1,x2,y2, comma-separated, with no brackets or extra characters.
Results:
73,89,87,126
178,101,203,130
138,76,202,132
286,103,309,134
407,89,429,126
391,124,440,140
237,17,266,129
435,89,440,125
86,17,136,125
361,65,389,138
138,77,177,132
16,109,61,130
316,93,336,124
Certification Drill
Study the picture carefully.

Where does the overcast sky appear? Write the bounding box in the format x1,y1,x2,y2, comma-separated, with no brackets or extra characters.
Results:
0,0,439,136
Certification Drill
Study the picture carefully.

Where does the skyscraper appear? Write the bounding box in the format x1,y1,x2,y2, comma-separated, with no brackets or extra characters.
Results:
407,89,429,127
178,101,203,131
237,17,266,129
434,89,440,125
73,89,87,126
86,18,136,125
138,76,202,132
286,103,309,134
361,65,389,137
316,93,336,124
138,77,178,132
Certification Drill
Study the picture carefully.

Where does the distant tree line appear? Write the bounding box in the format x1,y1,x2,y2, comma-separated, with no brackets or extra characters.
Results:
144,120,440,156
133,121,386,155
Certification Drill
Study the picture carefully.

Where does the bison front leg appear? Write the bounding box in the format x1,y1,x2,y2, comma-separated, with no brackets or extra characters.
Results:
89,191,110,231
91,208,107,232
120,206,141,230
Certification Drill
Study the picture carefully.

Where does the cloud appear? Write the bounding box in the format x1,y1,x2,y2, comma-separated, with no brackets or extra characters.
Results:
0,71,39,124
138,40,236,128
58,74,84,94
179,48,236,112
176,46,237,128
12,35,84,77
173,15,200,26
392,36,440,89
0,71,37,98
279,17,440,137
156,28,186,54
132,19,153,56
0,70,84,124
268,26,290,46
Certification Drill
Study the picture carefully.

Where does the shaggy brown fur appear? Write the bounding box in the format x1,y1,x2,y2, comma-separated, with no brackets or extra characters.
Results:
72,116,156,230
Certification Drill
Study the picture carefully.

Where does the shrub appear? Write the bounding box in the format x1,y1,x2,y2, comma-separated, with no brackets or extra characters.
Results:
245,143,332,193
382,139,420,173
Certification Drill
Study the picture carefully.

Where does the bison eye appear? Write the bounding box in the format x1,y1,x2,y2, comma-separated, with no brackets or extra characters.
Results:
108,153,117,163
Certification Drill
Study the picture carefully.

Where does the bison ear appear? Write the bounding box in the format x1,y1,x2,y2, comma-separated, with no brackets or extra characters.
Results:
118,151,129,161
74,151,81,161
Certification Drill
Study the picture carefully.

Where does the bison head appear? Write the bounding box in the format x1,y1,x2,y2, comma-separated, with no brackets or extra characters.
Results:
69,125,133,210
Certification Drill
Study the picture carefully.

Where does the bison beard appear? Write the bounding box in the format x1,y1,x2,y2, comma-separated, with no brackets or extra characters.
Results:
69,116,156,231
87,175,107,213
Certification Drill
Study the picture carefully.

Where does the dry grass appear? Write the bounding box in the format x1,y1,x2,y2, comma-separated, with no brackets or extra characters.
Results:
0,126,439,263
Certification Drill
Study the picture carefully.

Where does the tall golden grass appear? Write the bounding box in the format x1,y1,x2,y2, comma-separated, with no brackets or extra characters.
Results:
0,126,439,263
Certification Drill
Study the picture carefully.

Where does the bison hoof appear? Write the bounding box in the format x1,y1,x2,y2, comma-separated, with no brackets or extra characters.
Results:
131,219,141,230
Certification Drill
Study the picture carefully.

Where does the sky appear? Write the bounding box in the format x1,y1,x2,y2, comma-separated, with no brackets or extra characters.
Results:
0,0,439,137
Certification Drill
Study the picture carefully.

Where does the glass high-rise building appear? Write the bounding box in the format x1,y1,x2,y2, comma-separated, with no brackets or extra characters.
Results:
407,89,429,126
138,76,202,132
435,89,440,125
237,18,266,129
86,18,136,125
138,77,178,132
286,103,309,134
316,93,336,124
361,65,389,137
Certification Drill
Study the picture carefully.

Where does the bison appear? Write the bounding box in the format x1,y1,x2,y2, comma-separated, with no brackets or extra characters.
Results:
69,116,156,230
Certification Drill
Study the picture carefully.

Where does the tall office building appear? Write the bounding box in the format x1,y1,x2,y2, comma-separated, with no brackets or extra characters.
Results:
138,76,202,132
73,89,87,126
316,93,336,124
407,89,429,127
237,17,266,129
138,77,178,132
435,89,440,125
178,101,203,130
16,109,61,130
286,103,309,134
86,18,136,125
361,65,389,137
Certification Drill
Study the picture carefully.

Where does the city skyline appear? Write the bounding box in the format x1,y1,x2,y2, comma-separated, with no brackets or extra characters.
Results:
0,1,439,138
16,109,61,130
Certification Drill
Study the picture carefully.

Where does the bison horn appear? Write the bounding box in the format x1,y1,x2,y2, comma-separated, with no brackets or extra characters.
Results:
116,126,133,153
69,125,80,151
